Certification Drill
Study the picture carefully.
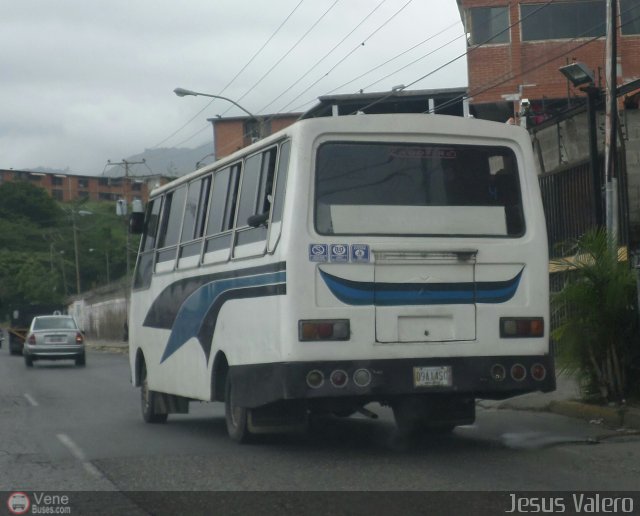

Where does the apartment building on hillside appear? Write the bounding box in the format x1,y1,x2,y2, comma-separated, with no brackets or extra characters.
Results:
0,168,165,204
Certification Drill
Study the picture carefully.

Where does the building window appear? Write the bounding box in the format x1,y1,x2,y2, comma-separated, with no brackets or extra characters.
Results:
52,189,64,201
521,1,605,41
52,176,64,186
621,0,640,35
131,182,142,192
468,7,510,45
78,179,89,189
99,177,109,186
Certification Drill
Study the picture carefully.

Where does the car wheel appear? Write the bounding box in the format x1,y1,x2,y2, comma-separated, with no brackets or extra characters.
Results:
224,373,252,443
24,355,33,368
75,353,86,367
141,363,168,424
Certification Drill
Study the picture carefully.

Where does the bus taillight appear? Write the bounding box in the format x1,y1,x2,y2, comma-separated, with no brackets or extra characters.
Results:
298,320,350,341
499,317,544,338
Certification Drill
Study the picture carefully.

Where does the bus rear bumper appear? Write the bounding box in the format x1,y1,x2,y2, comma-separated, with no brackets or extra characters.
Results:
230,355,555,409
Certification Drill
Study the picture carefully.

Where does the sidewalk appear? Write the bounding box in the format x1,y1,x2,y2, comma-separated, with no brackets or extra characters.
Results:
478,371,640,431
87,338,640,431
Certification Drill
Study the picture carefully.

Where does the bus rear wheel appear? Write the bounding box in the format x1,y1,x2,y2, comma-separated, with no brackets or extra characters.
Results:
141,364,168,424
224,374,252,443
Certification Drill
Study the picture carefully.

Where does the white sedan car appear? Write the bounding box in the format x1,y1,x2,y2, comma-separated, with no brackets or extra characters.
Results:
24,315,86,367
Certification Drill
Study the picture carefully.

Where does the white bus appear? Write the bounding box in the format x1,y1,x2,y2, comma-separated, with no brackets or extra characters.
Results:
129,113,555,442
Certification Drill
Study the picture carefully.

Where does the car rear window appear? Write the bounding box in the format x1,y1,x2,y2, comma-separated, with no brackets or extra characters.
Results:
33,317,77,330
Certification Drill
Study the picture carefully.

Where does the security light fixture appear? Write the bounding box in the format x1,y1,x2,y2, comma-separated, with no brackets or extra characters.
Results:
559,62,595,87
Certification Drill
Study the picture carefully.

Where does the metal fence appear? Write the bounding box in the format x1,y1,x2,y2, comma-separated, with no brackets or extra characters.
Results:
538,152,629,259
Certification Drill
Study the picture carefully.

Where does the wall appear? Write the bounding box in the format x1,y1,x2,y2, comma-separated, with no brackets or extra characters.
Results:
68,280,129,341
533,107,640,242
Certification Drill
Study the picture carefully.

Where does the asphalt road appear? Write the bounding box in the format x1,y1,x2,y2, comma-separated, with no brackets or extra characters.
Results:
1,348,639,514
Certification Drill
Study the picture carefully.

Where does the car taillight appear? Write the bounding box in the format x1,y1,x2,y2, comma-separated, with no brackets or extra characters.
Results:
298,320,350,341
75,332,84,344
27,334,36,345
500,317,544,338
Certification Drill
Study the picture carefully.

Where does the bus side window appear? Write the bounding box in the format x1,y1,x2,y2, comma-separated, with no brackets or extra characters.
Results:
234,148,276,250
267,141,291,252
271,141,290,224
133,197,162,289
179,176,211,260
156,185,187,264
203,164,239,258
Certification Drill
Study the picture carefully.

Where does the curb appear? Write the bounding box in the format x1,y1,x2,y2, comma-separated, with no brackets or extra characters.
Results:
550,400,640,431
86,342,129,355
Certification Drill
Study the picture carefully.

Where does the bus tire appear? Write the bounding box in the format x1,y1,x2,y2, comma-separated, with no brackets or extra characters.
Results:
224,374,252,443
141,363,168,424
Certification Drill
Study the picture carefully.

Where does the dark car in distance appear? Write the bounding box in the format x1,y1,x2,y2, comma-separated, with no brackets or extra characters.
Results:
23,315,86,367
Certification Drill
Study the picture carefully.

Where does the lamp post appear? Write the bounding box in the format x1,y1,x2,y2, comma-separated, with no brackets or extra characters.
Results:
559,62,602,227
173,87,264,139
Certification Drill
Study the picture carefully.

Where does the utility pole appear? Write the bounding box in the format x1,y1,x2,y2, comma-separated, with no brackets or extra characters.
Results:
604,0,618,241
106,158,145,278
107,158,145,205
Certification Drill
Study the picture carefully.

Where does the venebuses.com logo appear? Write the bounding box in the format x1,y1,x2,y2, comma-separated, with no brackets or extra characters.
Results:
6,492,30,515
6,492,71,515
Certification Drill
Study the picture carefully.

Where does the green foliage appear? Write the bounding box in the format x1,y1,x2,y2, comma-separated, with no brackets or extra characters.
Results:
0,184,136,317
551,228,638,403
0,181,63,226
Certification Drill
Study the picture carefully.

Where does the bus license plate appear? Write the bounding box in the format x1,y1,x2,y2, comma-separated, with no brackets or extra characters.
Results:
413,366,452,387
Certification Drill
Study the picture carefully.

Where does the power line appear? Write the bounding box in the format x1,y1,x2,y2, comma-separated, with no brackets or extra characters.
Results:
219,0,342,117
322,19,462,97
148,1,306,150
349,0,556,116
428,3,640,118
257,0,389,114
279,0,415,113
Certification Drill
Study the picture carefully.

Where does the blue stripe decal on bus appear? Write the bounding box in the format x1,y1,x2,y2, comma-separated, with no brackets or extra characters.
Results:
318,268,523,306
158,270,286,363
140,262,286,364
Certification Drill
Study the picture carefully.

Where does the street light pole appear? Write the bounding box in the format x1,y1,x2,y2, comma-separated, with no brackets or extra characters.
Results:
583,85,603,226
173,87,264,139
72,212,81,294
69,208,93,295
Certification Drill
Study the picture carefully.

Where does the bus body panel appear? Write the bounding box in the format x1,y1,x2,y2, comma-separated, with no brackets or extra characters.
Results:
129,114,554,414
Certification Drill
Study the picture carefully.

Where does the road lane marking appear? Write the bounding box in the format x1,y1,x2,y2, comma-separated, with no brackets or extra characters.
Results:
24,393,39,407
56,433,103,479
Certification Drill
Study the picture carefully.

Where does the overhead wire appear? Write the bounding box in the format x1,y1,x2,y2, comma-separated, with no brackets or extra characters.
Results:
147,1,306,151
348,0,556,116
257,0,389,114
218,0,342,117
321,19,462,97
278,0,415,113
427,2,640,118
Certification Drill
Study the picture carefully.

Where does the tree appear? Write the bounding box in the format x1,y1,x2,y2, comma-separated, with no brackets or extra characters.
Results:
0,181,63,227
551,229,638,403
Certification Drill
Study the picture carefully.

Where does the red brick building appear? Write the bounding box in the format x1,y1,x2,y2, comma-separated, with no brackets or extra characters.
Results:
0,168,164,204
208,114,301,160
457,0,640,122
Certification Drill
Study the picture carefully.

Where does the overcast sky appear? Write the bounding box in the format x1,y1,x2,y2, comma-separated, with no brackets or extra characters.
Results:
0,0,468,176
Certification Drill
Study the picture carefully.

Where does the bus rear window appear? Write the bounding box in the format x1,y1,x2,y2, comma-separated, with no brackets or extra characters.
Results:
315,142,524,237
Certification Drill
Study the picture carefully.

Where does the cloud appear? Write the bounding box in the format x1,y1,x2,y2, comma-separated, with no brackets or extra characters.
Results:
0,0,467,174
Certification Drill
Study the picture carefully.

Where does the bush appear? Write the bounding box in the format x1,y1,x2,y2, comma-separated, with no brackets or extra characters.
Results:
551,228,638,404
